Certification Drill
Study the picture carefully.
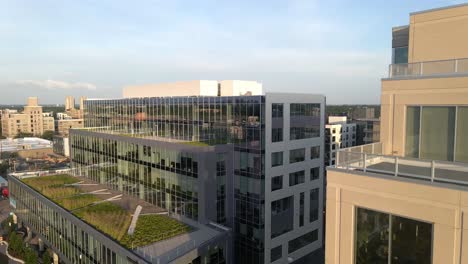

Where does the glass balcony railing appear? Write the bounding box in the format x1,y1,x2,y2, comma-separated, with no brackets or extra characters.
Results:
333,142,468,186
388,58,468,78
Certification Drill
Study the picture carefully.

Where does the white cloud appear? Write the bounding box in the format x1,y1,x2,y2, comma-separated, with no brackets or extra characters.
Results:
15,79,97,90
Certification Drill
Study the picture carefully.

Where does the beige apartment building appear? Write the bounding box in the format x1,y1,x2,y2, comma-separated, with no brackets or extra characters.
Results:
1,97,54,138
56,119,84,136
326,4,468,264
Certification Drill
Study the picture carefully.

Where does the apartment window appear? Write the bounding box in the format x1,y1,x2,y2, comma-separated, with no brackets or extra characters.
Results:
272,104,284,143
393,46,409,64
270,245,282,262
290,103,321,140
405,106,467,162
288,229,318,254
289,170,305,186
271,152,283,167
271,196,294,238
271,175,283,191
355,207,432,263
299,192,304,227
289,148,305,163
309,188,319,222
310,167,319,180
310,146,320,159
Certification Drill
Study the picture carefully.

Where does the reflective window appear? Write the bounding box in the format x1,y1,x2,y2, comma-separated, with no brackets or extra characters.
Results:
272,104,283,143
310,146,320,159
289,170,305,186
289,148,305,163
290,104,321,140
288,229,318,254
355,207,432,264
310,167,320,180
456,107,468,163
270,245,282,262
271,175,283,191
309,188,319,222
299,192,304,227
271,152,283,167
271,196,294,238
393,46,408,64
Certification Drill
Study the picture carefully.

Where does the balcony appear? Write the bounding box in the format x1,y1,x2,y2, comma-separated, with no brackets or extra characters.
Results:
333,142,468,186
388,58,468,78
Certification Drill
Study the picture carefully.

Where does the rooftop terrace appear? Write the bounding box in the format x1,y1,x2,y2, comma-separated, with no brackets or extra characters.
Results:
21,174,191,249
388,58,468,79
332,143,468,187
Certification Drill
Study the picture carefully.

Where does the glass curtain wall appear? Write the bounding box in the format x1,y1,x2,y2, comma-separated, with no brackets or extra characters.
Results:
355,207,432,264
405,106,467,162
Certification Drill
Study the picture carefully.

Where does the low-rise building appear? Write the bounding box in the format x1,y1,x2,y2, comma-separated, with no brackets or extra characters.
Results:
325,116,356,166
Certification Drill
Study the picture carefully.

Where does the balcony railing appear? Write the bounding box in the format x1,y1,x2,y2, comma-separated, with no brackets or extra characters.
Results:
334,142,468,186
388,58,468,78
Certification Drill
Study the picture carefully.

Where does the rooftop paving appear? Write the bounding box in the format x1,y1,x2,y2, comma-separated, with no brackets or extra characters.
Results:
21,174,191,249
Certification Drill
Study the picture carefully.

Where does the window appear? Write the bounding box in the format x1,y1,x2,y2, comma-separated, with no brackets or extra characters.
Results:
309,188,319,222
289,148,305,163
271,245,282,262
310,146,320,159
271,175,283,191
405,106,465,162
310,167,319,180
290,103,321,140
288,229,318,254
271,152,283,167
272,128,283,142
355,207,432,263
299,192,304,227
289,170,305,186
272,104,284,143
271,196,294,238
393,46,408,64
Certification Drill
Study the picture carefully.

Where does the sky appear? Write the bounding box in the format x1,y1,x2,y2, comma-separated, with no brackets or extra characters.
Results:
0,0,465,105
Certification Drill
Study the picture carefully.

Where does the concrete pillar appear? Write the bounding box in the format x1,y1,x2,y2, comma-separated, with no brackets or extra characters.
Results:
53,252,59,264
38,238,44,251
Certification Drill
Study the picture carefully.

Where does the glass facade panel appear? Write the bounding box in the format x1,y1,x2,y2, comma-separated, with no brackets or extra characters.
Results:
271,196,293,238
271,152,283,167
270,245,282,262
393,46,408,64
289,170,305,186
309,188,319,222
271,175,283,191
405,106,420,158
272,104,283,143
310,146,320,159
289,148,305,163
355,207,433,264
456,107,468,163
288,229,318,254
420,107,455,161
290,104,321,140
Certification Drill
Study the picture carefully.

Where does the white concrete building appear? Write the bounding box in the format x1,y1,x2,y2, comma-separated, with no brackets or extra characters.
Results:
325,116,356,166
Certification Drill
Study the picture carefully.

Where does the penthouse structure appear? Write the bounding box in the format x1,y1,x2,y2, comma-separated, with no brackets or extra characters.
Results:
326,4,468,264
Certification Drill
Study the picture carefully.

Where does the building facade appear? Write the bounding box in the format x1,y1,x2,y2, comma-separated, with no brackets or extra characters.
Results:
325,116,356,166
326,4,468,264
1,97,52,138
56,119,84,136
355,118,380,145
71,91,325,263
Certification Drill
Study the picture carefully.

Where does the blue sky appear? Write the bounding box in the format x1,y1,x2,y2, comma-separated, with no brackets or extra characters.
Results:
0,0,465,104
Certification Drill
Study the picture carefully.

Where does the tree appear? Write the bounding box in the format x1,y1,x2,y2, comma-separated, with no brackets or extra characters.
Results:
42,251,52,264
24,247,38,264
41,130,55,141
14,132,33,139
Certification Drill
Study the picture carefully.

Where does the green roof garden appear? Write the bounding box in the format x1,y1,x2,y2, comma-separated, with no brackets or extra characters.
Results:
21,174,191,249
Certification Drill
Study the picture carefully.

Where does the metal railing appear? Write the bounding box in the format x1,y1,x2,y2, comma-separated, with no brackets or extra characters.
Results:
335,142,468,186
389,58,468,78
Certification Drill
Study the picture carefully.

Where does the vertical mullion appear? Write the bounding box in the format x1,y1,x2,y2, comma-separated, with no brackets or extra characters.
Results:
418,106,422,159
453,106,458,162
388,214,392,264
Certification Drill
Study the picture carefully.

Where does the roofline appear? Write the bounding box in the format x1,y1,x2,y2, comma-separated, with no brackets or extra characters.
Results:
410,3,468,16
392,25,409,31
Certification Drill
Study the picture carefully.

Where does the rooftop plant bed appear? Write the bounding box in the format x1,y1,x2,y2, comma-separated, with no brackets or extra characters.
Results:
120,214,191,248
21,174,191,248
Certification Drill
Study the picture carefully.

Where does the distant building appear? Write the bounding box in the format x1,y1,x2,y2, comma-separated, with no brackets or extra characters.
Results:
325,116,356,166
349,107,376,120
1,97,53,138
355,118,380,145
52,136,69,157
0,137,53,158
56,119,84,137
